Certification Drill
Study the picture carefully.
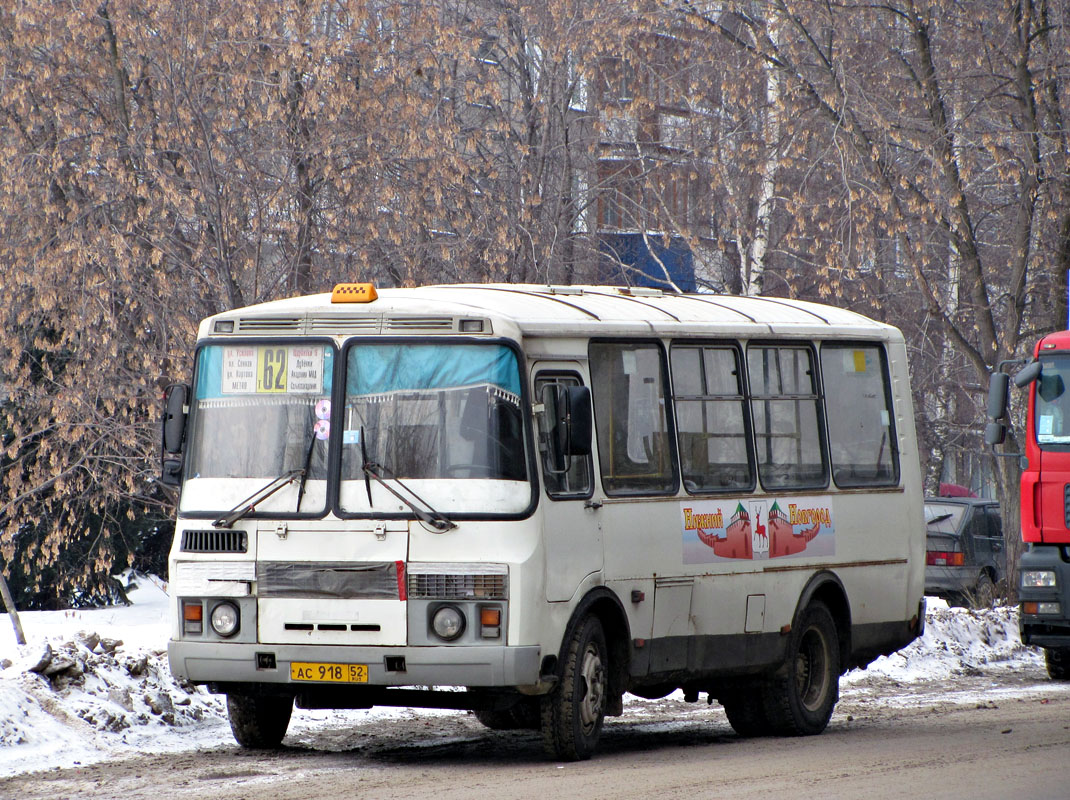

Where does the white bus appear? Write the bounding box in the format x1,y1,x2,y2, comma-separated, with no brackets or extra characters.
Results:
163,283,925,760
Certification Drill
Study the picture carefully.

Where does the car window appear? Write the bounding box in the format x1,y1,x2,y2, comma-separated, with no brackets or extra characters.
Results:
985,508,1004,540
925,503,965,534
963,509,989,540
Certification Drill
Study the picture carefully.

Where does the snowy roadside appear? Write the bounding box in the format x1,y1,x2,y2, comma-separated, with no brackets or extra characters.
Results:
0,574,231,775
0,576,1047,778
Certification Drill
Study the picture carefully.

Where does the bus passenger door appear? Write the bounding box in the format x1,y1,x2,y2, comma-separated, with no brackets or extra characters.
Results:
533,367,603,602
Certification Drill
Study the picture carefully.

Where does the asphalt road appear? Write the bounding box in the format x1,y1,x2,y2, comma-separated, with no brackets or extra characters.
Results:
4,663,1070,800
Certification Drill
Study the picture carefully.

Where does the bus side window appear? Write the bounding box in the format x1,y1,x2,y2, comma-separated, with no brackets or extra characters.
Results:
670,344,754,493
589,341,678,495
747,345,827,490
535,374,593,498
820,344,899,487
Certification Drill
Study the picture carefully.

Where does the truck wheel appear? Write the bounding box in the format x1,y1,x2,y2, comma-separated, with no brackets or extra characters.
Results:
541,615,608,761
1045,647,1070,680
226,694,293,748
763,601,840,736
721,680,774,737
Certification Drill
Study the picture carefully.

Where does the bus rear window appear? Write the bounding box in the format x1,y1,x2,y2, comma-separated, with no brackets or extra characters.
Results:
820,344,899,487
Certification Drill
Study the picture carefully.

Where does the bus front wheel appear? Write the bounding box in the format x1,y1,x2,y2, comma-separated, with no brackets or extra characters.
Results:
1045,647,1070,680
473,697,541,730
226,694,293,748
541,615,608,761
763,601,840,736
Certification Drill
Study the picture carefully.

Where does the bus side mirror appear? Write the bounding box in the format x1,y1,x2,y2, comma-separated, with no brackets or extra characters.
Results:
541,384,593,472
565,385,593,457
161,383,190,486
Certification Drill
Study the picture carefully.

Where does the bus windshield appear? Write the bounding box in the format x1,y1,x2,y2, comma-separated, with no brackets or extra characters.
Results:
1036,354,1070,446
181,343,333,515
339,342,531,515
181,341,532,518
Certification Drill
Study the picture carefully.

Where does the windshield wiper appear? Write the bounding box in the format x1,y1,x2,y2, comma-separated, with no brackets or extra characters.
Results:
362,463,457,532
295,431,319,512
361,426,373,506
213,469,304,528
359,446,456,533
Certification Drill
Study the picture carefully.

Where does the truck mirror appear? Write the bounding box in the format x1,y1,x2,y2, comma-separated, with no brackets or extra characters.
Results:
986,372,1009,420
1014,360,1042,389
984,421,1006,447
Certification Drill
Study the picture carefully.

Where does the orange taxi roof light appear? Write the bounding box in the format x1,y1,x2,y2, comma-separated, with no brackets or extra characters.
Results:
331,283,378,303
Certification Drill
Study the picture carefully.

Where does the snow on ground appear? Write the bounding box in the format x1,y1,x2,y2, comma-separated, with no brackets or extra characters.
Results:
0,578,1045,778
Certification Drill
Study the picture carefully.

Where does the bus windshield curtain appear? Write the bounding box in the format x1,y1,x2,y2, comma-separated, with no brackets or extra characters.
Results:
347,344,521,398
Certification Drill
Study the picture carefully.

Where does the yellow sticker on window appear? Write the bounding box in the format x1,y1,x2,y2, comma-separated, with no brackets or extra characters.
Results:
844,349,868,373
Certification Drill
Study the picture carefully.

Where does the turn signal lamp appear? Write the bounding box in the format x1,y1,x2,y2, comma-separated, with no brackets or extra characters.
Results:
480,606,502,639
331,283,378,303
1023,601,1061,616
183,601,204,636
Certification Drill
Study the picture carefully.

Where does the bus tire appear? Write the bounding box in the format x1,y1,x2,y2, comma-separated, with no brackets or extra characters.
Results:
226,694,293,748
1045,647,1070,680
540,615,608,761
474,698,541,730
763,601,839,736
721,681,774,737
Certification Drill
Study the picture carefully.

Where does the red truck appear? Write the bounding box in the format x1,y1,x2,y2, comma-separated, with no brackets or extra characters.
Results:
987,330,1070,679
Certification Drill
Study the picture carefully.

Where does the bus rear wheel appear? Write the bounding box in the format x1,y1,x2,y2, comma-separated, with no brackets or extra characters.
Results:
763,601,840,736
541,615,608,761
226,694,293,748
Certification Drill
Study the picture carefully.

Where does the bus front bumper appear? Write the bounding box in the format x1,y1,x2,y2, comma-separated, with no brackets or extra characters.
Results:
168,639,542,689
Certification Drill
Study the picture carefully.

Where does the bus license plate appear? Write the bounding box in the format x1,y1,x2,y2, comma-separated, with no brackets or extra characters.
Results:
290,662,368,683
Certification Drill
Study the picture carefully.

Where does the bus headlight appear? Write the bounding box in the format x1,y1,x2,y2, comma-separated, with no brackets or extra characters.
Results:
1021,570,1057,588
210,601,240,637
431,605,466,641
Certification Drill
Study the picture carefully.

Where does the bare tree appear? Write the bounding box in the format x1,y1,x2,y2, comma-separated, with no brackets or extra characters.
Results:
673,0,1070,578
3,0,1067,601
